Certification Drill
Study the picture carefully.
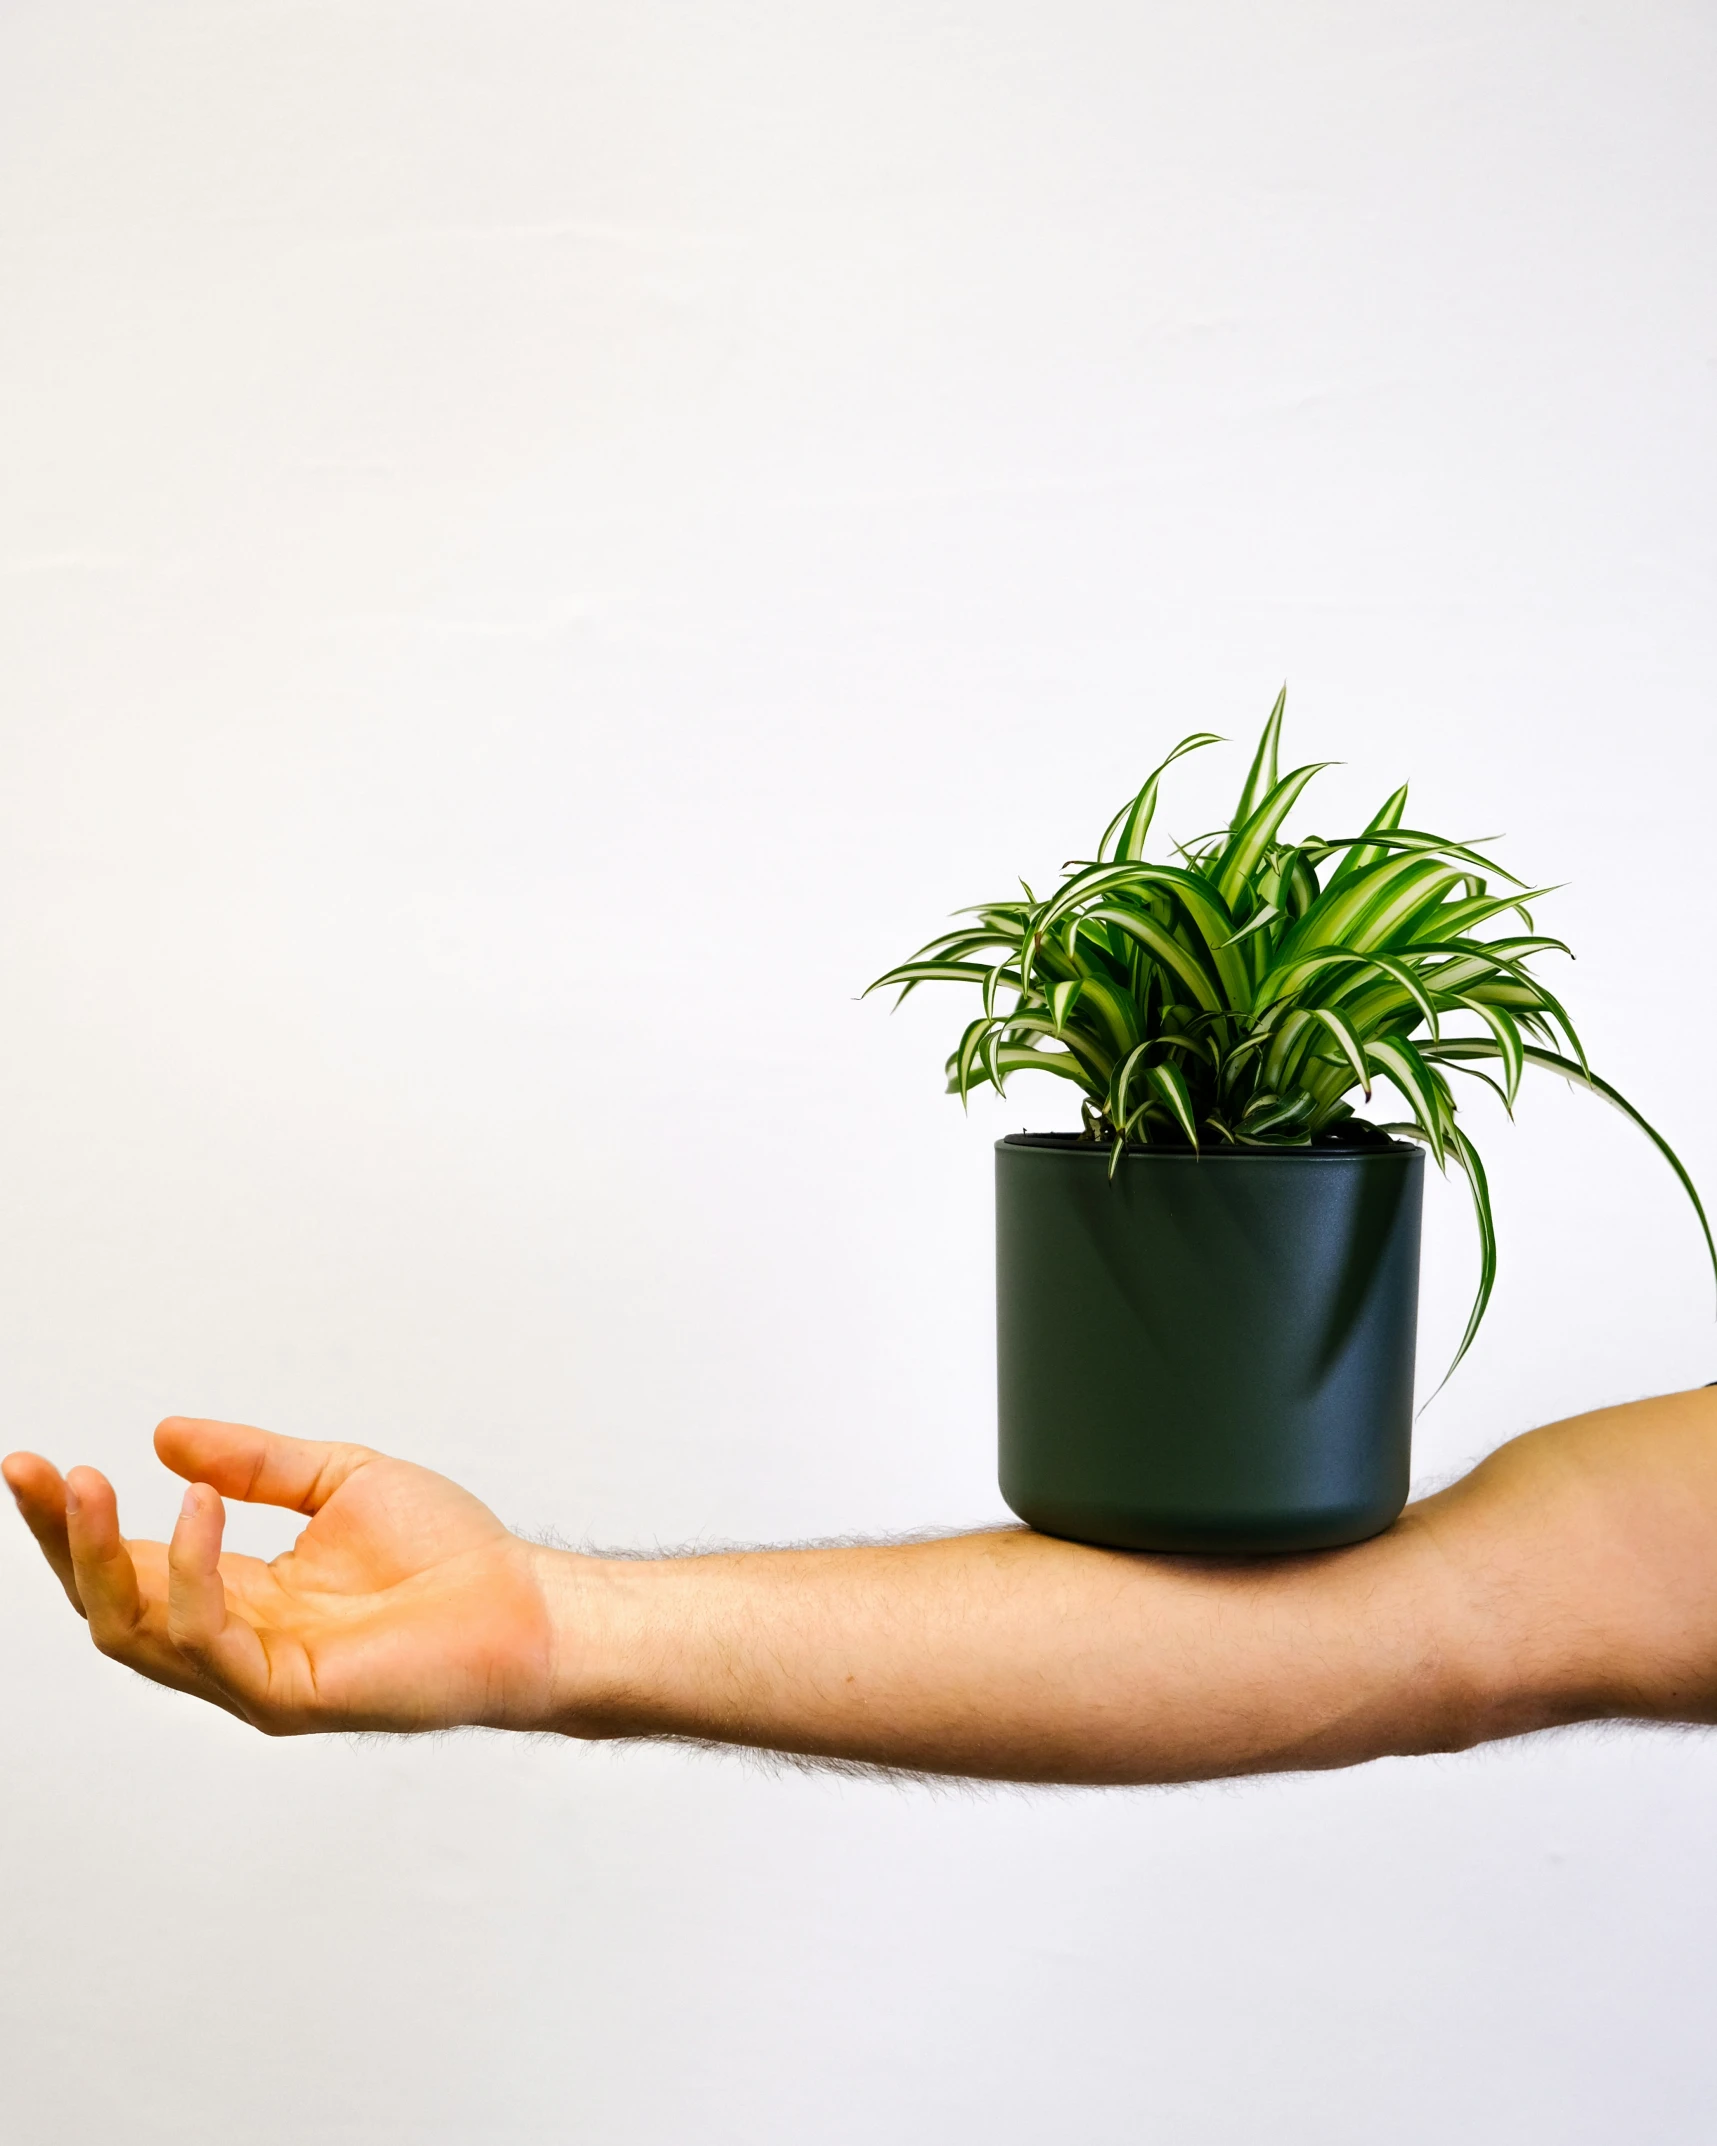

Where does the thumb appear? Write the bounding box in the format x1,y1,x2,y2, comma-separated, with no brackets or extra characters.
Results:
155,1418,378,1516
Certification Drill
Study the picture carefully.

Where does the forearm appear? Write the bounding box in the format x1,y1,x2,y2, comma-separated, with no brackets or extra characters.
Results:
538,1520,1491,1785
534,1389,1717,1785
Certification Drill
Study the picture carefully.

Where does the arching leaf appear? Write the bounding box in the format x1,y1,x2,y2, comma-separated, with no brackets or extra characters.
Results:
1233,687,1287,827
1099,732,1224,863
1144,1060,1200,1147
1423,1040,1717,1305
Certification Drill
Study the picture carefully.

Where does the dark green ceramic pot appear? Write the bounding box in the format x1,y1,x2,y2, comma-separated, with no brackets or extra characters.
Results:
995,1133,1424,1554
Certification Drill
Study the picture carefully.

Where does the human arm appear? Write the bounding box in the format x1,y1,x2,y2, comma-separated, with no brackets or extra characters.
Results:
6,1391,1717,1785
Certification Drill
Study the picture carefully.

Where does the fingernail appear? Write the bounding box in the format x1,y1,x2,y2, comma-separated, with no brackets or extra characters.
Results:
63,1483,81,1516
180,1486,200,1520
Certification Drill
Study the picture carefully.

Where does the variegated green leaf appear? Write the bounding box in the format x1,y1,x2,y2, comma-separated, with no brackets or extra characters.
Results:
978,1044,1093,1091
1324,827,1526,888
1321,782,1408,893
1215,763,1334,908
1099,731,1223,863
1454,994,1523,1106
1145,1060,1200,1147
1423,1040,1717,1302
1365,1035,1445,1167
1306,1007,1372,1096
1238,1089,1315,1140
1219,901,1283,948
1077,902,1222,1012
864,958,1013,999
1383,1118,1497,1390
1233,687,1286,827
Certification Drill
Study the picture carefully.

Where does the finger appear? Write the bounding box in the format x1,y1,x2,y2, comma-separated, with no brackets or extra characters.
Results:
18,1463,261,1713
154,1418,378,1515
63,1466,148,1654
166,1485,270,1702
2,1451,86,1614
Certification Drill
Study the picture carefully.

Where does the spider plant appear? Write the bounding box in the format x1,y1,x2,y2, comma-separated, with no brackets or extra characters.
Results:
869,690,1716,1378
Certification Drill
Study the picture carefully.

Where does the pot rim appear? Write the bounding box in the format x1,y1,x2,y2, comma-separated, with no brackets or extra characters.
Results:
997,1132,1423,1162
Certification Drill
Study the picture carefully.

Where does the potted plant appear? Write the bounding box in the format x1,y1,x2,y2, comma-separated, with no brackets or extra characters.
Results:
870,692,1715,1553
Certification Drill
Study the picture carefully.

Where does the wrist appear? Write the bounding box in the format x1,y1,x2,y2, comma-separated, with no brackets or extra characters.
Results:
522,1540,665,1739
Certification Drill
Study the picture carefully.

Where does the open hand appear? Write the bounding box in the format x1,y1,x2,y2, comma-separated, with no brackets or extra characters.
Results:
2,1420,561,1734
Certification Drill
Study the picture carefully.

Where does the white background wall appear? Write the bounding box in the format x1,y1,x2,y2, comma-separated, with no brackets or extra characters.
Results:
3,4,1715,2139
